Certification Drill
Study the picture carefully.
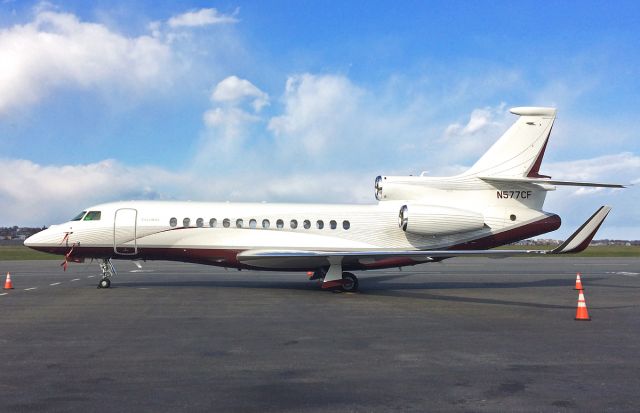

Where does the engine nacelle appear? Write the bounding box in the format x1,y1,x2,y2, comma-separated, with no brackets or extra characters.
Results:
398,204,485,236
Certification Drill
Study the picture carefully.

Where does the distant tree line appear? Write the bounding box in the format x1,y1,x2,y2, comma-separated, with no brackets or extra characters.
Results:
0,226,47,240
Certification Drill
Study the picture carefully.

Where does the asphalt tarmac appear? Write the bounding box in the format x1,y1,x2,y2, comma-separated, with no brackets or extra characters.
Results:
1,257,639,412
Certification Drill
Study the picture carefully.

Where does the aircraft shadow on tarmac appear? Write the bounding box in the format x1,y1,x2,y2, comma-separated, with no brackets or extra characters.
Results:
115,273,588,291
109,274,637,310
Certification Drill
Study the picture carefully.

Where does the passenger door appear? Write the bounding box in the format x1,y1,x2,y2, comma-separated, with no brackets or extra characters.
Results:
113,208,138,255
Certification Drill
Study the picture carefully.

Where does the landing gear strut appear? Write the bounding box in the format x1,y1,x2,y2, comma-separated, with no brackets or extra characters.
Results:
98,258,116,289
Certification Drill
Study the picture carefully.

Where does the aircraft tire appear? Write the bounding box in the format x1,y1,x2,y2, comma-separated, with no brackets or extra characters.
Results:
98,278,111,289
341,272,359,292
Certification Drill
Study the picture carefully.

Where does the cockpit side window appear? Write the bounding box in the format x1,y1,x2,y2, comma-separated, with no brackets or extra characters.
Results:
83,211,102,221
71,211,87,221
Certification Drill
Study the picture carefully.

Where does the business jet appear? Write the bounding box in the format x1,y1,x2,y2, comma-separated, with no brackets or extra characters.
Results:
25,107,623,291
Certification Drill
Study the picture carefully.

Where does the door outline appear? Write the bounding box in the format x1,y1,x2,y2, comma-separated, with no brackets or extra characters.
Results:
113,208,138,255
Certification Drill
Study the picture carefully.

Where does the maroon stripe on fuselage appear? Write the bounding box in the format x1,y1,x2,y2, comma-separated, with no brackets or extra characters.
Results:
526,125,553,179
448,214,561,251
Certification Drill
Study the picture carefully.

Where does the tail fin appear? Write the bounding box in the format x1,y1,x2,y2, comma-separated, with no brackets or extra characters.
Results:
466,107,556,178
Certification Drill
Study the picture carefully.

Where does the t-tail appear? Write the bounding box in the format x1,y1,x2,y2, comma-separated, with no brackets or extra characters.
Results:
465,107,624,188
465,107,557,179
375,107,624,203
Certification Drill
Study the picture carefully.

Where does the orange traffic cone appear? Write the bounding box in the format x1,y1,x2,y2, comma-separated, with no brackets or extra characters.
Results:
4,272,14,290
574,272,584,290
575,290,591,321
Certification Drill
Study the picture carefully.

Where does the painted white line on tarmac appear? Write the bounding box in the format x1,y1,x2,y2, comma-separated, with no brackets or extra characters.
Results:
0,292,8,296
71,278,80,282
576,263,628,266
24,287,37,291
50,282,61,286
87,275,95,278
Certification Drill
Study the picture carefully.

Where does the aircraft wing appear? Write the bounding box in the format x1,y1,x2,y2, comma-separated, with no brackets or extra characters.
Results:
237,206,612,270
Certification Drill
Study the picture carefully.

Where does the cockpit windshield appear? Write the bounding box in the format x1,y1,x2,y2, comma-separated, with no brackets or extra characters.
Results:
71,211,87,221
83,211,101,221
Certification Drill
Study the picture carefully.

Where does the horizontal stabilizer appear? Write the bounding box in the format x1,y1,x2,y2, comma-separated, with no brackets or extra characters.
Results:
550,206,612,254
479,176,625,188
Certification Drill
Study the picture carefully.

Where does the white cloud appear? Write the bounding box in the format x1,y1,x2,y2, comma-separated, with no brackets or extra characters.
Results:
541,153,639,238
443,104,507,138
0,10,172,114
212,75,269,112
0,159,184,225
438,104,512,167
0,158,372,226
544,152,640,184
203,106,259,128
198,76,268,157
268,74,364,154
167,8,238,28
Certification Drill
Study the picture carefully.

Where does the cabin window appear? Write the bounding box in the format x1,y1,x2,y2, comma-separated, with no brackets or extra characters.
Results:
209,218,217,228
169,217,177,227
223,218,230,228
196,218,204,227
249,219,257,229
276,219,284,229
290,219,298,229
510,214,517,221
262,219,270,229
316,220,324,230
236,219,244,228
83,211,101,221
330,220,337,230
343,220,351,230
71,211,86,221
303,220,311,229
183,218,191,227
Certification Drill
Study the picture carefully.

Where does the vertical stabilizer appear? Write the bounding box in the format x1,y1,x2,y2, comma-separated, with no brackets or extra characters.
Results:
466,107,556,178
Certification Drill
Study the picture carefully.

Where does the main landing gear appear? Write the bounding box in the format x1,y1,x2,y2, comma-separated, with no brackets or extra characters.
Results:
340,272,359,292
97,258,116,289
311,267,359,292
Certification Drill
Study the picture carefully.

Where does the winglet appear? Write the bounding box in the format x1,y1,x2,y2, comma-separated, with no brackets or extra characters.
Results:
550,206,612,254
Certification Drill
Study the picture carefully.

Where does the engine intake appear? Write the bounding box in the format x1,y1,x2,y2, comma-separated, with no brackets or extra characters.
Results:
398,204,485,236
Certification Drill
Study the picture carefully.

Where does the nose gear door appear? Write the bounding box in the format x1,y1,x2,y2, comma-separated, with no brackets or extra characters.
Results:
113,208,138,255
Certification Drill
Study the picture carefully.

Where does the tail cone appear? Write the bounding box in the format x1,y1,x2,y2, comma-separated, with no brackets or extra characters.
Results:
575,290,591,321
3,272,14,290
574,272,584,290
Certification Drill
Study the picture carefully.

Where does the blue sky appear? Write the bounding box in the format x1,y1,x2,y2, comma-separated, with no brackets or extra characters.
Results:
0,1,638,239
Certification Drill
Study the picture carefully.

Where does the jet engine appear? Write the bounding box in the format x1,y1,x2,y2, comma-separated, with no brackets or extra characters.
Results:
398,204,485,236
374,175,383,200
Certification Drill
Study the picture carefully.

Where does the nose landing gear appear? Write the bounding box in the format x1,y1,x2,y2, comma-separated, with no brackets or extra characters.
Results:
97,259,116,289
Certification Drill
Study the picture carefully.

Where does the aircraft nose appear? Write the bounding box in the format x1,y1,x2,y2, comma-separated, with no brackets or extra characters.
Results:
24,228,51,248
24,232,39,247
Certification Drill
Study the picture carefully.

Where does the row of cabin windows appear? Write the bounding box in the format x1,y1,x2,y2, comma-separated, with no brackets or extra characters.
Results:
169,217,351,230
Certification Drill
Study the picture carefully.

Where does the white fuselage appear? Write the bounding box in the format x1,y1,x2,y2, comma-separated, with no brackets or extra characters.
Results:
24,181,560,271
